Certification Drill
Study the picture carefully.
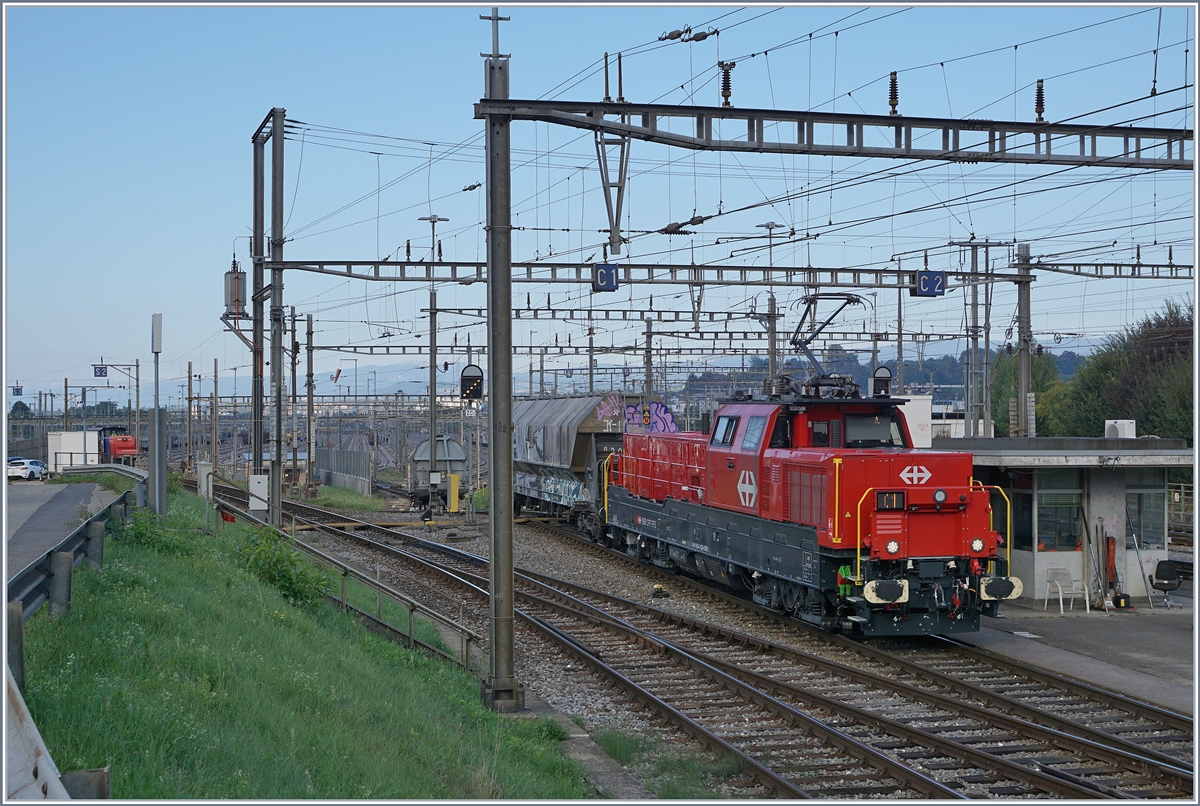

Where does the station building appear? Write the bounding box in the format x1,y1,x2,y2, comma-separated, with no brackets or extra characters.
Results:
933,434,1192,604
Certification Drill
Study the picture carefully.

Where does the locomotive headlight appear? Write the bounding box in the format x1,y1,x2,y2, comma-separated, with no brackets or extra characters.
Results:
933,489,948,504
886,540,901,555
970,537,985,553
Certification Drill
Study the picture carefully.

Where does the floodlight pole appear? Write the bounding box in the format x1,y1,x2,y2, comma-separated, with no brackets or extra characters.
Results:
269,106,286,527
481,7,523,713
420,213,449,509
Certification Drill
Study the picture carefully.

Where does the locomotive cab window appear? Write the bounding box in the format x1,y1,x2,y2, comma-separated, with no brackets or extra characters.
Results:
768,415,792,448
811,421,829,447
711,415,739,447
740,416,767,451
844,414,907,448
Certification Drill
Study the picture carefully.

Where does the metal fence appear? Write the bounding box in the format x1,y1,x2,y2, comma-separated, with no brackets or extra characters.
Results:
314,448,373,496
213,497,484,675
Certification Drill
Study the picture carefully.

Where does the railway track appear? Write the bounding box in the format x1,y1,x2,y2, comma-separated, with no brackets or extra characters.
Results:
199,484,1192,798
526,521,1196,774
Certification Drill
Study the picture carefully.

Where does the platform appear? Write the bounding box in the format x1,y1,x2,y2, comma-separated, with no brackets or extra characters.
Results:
972,594,1195,715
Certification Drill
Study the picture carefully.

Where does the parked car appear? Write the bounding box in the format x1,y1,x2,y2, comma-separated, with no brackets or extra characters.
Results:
7,459,48,481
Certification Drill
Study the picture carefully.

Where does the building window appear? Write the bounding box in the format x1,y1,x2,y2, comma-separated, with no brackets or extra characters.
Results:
1012,492,1034,551
1127,468,1166,550
1037,492,1081,551
1035,469,1082,552
1126,492,1166,550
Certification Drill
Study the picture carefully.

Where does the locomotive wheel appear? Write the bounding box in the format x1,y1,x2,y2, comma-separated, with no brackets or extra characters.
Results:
780,582,802,613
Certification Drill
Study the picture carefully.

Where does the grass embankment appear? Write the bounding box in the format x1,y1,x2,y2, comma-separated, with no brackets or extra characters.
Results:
288,484,389,513
22,494,589,799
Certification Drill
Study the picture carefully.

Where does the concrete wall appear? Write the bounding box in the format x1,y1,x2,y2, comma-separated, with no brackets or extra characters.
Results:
6,436,46,463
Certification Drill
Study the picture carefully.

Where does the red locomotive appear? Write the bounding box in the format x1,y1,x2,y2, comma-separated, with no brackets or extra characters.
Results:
605,375,1022,637
98,426,138,465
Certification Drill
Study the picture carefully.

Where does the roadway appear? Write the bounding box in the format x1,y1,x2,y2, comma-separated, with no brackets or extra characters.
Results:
6,481,119,581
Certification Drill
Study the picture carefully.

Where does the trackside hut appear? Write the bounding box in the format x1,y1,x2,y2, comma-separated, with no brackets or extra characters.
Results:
932,436,1192,603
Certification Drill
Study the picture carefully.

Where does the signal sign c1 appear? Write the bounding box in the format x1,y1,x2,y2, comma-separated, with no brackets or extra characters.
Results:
592,264,619,293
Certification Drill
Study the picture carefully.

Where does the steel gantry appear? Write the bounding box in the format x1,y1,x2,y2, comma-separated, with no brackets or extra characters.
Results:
468,25,1192,710
236,11,1193,713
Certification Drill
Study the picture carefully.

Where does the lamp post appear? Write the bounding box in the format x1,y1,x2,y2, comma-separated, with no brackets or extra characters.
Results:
756,222,781,380
419,214,448,509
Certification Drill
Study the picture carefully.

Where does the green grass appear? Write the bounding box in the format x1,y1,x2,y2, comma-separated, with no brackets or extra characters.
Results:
374,467,406,484
22,493,590,799
472,486,489,511
595,728,748,799
45,472,137,494
292,484,388,512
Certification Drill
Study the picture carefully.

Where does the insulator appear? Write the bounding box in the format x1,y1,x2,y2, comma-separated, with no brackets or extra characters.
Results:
1168,245,1174,264
659,28,685,41
719,61,736,107
923,251,929,269
690,30,709,42
1136,244,1141,263
406,240,411,260
889,71,899,116
437,240,442,261
1035,79,1045,123
603,52,611,102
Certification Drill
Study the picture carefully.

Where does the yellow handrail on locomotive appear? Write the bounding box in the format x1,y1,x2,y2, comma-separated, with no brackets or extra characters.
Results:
832,457,843,546
972,480,1012,570
854,486,875,585
601,452,618,524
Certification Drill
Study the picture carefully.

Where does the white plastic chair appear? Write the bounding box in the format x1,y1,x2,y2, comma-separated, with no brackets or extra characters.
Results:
1043,567,1089,614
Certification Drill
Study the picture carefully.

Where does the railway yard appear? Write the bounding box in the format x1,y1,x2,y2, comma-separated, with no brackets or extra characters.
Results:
199,479,1194,799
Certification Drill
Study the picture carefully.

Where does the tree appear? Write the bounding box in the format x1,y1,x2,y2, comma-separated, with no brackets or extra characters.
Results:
9,401,31,418
1040,300,1193,442
989,347,1062,436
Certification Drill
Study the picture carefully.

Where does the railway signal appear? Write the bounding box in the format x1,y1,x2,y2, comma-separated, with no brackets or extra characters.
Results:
460,364,484,399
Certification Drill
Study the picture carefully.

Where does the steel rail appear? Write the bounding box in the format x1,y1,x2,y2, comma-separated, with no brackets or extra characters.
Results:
531,520,1194,773
517,566,1191,797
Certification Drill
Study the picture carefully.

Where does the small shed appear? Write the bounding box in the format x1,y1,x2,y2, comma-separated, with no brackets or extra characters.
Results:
933,436,1192,603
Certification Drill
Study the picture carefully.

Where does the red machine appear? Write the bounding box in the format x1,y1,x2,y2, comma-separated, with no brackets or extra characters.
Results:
606,388,1022,636
98,426,138,464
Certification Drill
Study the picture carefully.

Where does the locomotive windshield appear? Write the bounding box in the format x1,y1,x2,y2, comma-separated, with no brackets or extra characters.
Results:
844,414,907,448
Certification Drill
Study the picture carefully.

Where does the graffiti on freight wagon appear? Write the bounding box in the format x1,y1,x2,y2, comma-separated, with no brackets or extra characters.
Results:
624,401,680,434
593,395,680,434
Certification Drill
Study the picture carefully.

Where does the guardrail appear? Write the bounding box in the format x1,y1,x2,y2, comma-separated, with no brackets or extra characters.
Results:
212,497,485,676
7,491,132,626
59,463,147,482
6,486,130,799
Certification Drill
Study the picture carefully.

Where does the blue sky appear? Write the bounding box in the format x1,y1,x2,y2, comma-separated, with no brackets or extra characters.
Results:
4,3,1194,408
